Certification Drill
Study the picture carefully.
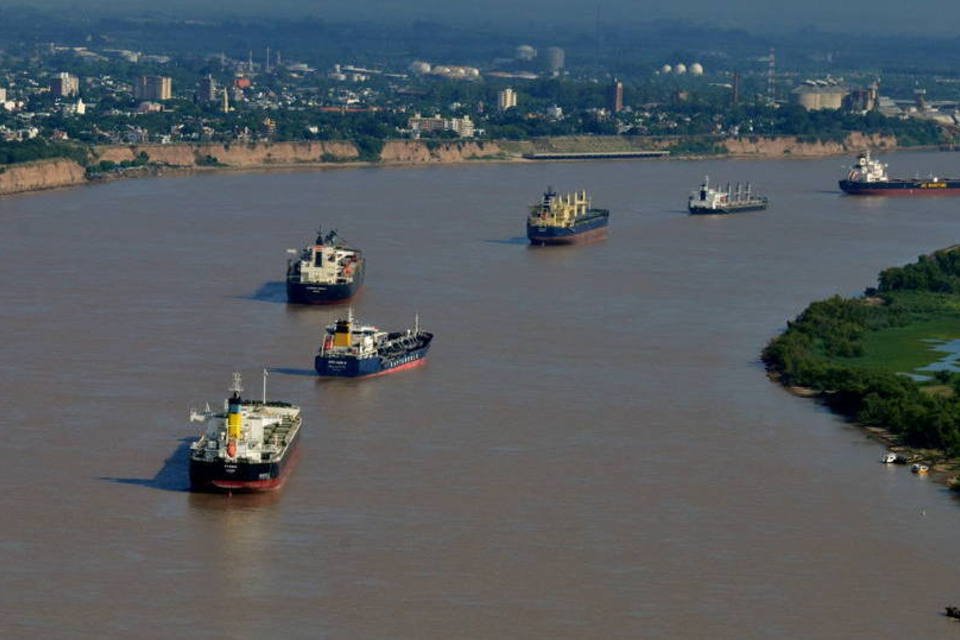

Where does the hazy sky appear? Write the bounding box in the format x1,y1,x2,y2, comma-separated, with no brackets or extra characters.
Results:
7,0,960,36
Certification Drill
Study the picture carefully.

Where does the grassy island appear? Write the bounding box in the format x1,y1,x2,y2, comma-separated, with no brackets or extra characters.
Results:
763,247,960,472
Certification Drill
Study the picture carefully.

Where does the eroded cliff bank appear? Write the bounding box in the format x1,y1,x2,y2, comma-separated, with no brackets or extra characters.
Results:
0,158,88,195
0,133,905,197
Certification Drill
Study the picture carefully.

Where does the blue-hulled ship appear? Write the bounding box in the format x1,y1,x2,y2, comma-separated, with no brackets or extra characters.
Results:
839,150,960,195
526,187,610,245
286,228,365,304
315,312,433,378
188,372,302,493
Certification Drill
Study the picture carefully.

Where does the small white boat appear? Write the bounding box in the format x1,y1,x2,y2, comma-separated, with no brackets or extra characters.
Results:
881,452,898,464
911,463,929,475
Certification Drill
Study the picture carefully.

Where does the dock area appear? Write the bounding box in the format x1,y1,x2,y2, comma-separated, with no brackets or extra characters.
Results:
522,150,670,160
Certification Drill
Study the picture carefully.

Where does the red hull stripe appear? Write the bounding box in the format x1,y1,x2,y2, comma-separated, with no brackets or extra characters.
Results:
357,357,427,379
211,476,287,491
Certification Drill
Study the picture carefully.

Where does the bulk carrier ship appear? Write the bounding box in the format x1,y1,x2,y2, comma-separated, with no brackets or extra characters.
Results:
526,187,610,245
315,311,433,378
839,150,960,195
189,372,302,492
688,177,768,214
286,228,365,304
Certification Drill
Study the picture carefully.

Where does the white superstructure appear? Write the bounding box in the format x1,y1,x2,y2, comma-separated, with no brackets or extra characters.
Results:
846,150,889,183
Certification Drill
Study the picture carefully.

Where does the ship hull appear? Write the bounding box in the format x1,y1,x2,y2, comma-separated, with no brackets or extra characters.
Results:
688,202,768,214
315,341,432,378
839,179,960,195
286,263,365,304
527,212,610,245
189,430,300,493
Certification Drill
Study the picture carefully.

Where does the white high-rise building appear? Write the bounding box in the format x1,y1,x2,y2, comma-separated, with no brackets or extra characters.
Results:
498,88,517,110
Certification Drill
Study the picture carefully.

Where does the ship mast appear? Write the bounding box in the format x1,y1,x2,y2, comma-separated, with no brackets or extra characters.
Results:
230,371,243,396
262,368,269,403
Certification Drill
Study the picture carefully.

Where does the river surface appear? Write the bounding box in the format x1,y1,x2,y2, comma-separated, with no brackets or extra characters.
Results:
3,152,960,638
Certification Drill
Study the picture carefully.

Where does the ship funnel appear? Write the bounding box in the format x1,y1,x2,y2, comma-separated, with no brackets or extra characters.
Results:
333,315,353,348
227,372,243,441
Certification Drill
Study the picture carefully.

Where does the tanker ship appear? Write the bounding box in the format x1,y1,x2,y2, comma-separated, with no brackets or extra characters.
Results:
688,177,768,214
839,150,960,195
286,228,365,304
315,311,433,378
189,372,302,492
526,187,610,245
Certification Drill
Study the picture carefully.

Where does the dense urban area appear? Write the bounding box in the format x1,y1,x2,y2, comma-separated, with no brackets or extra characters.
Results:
0,6,958,169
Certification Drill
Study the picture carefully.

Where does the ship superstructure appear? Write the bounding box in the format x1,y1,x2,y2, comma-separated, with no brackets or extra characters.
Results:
688,176,768,214
526,187,610,245
286,228,365,304
189,372,302,492
315,310,433,378
839,150,960,195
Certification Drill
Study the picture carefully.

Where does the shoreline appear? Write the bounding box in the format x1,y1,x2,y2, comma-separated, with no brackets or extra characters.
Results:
773,373,960,489
0,132,905,198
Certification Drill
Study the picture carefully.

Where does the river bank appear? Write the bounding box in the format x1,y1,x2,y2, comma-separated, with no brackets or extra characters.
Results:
775,375,960,488
0,132,900,197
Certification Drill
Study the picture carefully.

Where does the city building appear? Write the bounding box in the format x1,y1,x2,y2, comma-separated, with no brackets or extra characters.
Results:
197,75,218,102
51,72,79,98
545,47,565,76
609,79,624,113
0,87,6,102
134,75,172,101
498,88,517,110
407,113,475,138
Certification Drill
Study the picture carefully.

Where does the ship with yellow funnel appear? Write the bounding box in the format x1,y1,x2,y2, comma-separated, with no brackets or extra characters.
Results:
315,310,433,378
526,187,610,245
188,371,302,492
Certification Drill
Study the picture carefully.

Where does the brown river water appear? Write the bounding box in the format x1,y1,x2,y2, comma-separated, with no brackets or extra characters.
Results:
3,152,960,638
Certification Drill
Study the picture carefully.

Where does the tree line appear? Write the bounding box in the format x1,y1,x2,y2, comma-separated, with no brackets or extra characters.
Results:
763,248,960,455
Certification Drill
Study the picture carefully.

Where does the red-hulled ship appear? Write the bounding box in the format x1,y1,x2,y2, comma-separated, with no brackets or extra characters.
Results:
839,150,960,195
189,372,301,492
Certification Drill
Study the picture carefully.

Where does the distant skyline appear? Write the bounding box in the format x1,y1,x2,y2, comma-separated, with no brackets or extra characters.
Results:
4,0,960,37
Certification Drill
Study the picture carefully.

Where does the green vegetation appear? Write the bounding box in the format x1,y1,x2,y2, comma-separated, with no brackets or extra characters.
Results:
763,247,960,454
0,139,90,165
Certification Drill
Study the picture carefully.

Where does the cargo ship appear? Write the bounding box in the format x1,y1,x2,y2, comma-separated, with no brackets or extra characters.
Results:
688,177,768,214
526,187,610,245
839,150,960,195
315,311,433,378
286,228,365,304
189,372,302,492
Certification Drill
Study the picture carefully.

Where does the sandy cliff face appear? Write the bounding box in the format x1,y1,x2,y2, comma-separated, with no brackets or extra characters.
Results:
723,133,897,157
94,141,360,166
379,140,505,163
0,159,87,195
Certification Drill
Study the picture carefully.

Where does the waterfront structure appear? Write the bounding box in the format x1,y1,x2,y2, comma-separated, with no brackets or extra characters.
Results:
498,88,517,111
134,75,172,101
51,72,79,98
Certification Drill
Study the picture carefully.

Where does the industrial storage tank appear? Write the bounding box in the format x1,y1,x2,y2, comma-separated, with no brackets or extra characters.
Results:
689,62,704,76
